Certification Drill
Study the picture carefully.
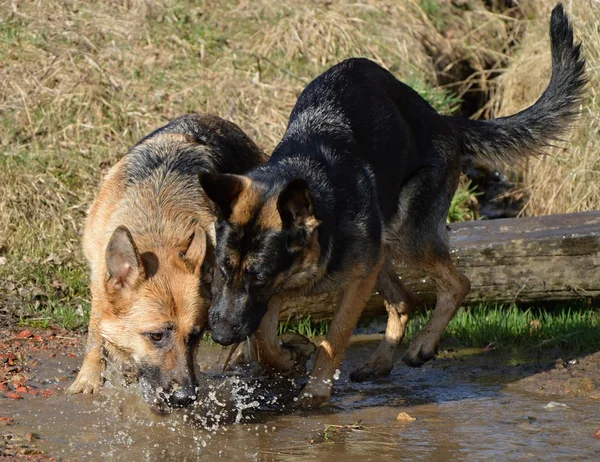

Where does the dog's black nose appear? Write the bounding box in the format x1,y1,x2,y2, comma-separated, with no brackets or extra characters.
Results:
169,388,197,408
210,328,232,346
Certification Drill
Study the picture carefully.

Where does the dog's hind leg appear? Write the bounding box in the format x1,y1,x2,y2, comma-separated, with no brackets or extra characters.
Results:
349,256,414,382
403,253,470,367
388,163,471,367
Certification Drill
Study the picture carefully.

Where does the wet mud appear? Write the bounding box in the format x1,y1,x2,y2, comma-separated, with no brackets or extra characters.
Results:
1,329,600,460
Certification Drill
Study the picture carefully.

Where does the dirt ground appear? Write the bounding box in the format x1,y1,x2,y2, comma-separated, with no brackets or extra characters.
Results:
0,328,82,459
1,328,600,459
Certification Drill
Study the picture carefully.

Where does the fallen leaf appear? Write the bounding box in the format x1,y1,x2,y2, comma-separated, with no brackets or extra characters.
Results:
594,429,600,440
396,412,416,422
6,392,23,400
16,330,33,339
15,386,27,394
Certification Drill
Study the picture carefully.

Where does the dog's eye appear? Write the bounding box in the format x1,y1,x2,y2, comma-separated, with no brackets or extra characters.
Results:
252,272,268,287
148,332,163,342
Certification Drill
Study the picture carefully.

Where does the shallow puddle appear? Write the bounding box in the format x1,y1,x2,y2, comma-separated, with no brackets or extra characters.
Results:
2,336,600,460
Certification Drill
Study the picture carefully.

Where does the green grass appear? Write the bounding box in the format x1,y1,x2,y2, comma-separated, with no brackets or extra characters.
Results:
439,304,600,352
419,0,447,29
448,178,480,223
0,0,568,332
279,304,600,353
278,314,329,338
406,77,462,115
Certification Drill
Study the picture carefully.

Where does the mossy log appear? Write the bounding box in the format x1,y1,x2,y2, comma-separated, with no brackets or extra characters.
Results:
280,211,600,321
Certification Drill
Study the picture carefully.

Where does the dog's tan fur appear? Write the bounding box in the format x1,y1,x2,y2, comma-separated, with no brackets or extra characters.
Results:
67,115,264,412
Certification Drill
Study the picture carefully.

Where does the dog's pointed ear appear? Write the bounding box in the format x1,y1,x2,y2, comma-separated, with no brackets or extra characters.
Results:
277,178,320,234
178,226,209,277
199,172,247,219
106,226,145,290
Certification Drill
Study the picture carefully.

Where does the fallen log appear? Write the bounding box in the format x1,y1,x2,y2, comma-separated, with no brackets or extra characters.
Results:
280,211,600,321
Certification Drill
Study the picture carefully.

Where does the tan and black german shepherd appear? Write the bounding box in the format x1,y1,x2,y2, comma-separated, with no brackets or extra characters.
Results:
200,4,586,407
67,114,264,413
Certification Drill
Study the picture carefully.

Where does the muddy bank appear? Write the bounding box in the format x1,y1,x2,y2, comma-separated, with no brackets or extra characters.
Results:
2,330,600,459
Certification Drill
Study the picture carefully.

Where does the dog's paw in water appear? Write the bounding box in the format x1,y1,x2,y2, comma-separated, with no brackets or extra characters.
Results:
403,335,438,367
292,376,332,409
349,358,393,382
67,360,104,394
280,332,316,374
225,332,316,375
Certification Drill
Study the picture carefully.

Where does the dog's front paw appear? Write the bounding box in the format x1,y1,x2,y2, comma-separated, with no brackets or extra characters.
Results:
403,335,438,367
280,332,316,374
349,358,393,382
293,377,332,409
66,357,104,394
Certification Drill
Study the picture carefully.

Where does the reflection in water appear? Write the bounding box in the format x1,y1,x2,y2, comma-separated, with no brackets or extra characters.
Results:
4,339,600,460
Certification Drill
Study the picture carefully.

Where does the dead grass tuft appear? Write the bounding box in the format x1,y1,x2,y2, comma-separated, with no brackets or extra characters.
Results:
0,0,569,328
489,1,600,216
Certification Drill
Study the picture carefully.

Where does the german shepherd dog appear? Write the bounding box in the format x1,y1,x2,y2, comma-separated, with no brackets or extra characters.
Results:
199,4,585,408
67,114,264,413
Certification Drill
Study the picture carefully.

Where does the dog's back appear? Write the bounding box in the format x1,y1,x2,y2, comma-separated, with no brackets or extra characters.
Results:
84,114,265,267
281,4,585,227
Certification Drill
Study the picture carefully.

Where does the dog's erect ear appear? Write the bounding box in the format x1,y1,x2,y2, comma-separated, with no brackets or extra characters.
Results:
277,178,320,234
199,172,247,219
106,226,145,290
178,226,209,276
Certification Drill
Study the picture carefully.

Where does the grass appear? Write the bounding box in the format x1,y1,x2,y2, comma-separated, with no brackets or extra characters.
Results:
490,2,600,216
419,0,447,30
0,0,594,330
279,304,600,353
448,177,480,223
437,304,600,352
1,0,491,330
278,314,329,338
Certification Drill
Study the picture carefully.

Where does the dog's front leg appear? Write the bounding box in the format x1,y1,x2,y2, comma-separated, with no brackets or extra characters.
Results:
295,262,381,408
252,295,296,372
67,305,105,394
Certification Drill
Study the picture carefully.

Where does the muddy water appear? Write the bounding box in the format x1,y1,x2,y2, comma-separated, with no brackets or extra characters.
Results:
3,336,600,460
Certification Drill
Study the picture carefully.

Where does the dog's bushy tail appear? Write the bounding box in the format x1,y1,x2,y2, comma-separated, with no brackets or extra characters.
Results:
448,3,586,167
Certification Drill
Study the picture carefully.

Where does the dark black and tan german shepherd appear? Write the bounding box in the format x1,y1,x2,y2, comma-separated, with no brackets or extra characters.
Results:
200,4,586,407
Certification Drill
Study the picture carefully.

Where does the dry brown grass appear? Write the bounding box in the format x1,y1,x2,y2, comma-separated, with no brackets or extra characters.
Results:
0,0,558,328
490,0,600,216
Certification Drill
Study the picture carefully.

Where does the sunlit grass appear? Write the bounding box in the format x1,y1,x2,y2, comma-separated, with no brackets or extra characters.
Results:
279,304,600,353
432,304,600,352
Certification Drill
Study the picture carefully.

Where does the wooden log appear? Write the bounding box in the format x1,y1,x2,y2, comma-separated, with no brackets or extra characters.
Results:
279,211,600,321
